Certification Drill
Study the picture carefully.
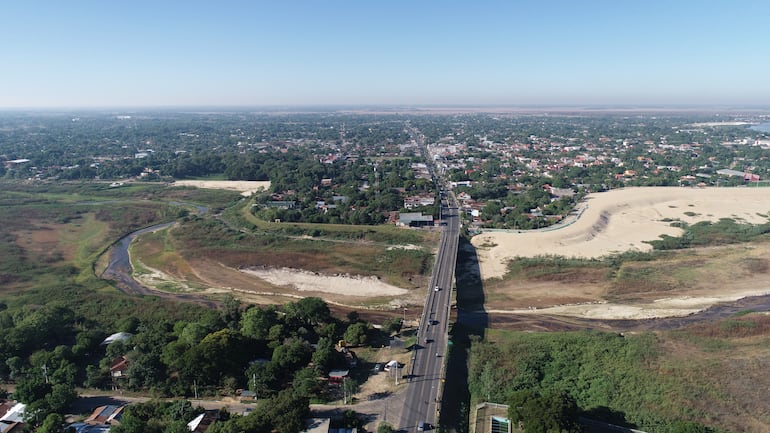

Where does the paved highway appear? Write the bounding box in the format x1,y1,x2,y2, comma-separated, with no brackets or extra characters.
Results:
399,201,460,433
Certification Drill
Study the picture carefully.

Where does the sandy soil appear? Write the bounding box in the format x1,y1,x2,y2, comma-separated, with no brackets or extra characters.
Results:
472,187,770,279
487,288,770,320
240,267,408,297
471,187,770,320
172,180,271,196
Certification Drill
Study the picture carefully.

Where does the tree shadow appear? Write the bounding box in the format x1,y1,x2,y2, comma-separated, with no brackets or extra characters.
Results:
579,406,639,432
440,236,487,433
454,237,488,331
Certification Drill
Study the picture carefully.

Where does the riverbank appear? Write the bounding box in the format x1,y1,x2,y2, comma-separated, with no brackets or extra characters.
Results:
470,187,770,320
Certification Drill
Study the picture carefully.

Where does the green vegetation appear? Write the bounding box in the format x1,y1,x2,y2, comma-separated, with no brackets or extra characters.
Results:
469,330,723,433
458,181,586,230
167,213,434,288
108,394,314,433
236,199,433,244
1,289,395,428
506,255,608,281
110,399,201,433
4,111,770,431
0,180,419,430
249,155,438,225
647,218,770,250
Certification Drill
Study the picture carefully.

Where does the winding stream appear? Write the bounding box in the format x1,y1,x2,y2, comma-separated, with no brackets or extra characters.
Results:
100,202,770,330
99,202,217,307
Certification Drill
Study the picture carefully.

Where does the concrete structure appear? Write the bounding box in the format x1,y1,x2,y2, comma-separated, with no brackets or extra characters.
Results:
397,212,434,227
472,403,510,433
717,168,760,181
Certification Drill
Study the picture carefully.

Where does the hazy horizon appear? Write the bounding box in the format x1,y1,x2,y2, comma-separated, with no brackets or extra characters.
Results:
3,1,769,108
3,103,770,114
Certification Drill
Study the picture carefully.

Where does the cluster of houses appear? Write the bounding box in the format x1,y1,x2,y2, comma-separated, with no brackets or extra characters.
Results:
403,193,435,210
418,121,769,228
428,126,766,189
64,403,218,433
0,400,209,433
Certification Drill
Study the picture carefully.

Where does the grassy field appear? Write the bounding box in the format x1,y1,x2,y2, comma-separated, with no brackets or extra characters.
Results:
482,240,770,310
469,314,770,432
0,181,440,309
0,181,240,294
0,181,242,334
129,201,439,308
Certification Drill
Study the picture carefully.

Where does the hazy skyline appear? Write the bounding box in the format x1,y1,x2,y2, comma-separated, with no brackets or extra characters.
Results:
2,1,769,108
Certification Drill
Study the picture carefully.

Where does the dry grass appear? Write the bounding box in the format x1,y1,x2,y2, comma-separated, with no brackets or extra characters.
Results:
607,244,770,301
483,241,770,315
125,214,437,309
14,224,67,261
130,227,432,309
660,318,770,432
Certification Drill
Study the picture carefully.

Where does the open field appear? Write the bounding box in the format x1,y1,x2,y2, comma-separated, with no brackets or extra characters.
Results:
0,181,241,292
472,187,770,275
172,180,271,196
130,213,438,310
470,187,770,320
481,243,770,319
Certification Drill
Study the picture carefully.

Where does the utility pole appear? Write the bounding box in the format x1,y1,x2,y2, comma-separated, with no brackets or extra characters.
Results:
342,377,348,404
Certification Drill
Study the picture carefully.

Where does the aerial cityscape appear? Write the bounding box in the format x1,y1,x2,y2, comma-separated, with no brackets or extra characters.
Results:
2,2,770,433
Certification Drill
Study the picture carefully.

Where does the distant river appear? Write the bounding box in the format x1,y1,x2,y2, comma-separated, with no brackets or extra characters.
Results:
750,123,770,132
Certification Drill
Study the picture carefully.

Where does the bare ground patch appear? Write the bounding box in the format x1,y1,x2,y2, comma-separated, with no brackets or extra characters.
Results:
132,220,435,308
239,267,408,297
14,214,108,265
472,187,770,279
172,180,271,196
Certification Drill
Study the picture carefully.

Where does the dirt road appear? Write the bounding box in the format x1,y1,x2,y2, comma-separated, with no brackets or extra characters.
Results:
70,389,407,431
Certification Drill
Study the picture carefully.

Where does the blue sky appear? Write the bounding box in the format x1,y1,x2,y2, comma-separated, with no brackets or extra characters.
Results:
1,1,768,108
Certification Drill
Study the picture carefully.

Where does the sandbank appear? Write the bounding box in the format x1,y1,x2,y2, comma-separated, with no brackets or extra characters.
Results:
472,187,770,280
